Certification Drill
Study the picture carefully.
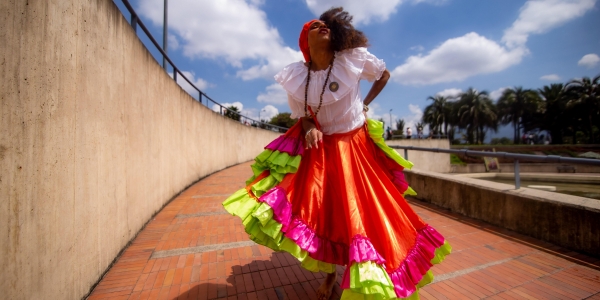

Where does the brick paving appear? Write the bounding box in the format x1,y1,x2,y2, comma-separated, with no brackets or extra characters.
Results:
88,162,600,300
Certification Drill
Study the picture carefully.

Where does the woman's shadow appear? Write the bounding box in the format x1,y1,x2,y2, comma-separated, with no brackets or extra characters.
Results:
175,249,345,300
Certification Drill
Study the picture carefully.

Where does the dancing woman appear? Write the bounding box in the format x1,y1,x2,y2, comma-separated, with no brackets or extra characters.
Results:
224,7,451,300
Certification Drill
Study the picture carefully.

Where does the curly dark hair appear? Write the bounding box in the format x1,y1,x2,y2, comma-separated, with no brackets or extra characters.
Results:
319,7,369,52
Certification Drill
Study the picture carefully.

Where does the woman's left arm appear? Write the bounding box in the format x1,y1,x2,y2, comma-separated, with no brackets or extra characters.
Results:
363,69,390,106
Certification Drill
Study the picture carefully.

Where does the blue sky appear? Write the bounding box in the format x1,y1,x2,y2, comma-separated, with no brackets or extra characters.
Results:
115,0,600,138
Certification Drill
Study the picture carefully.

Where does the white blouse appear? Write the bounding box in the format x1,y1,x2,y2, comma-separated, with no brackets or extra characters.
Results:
274,47,386,135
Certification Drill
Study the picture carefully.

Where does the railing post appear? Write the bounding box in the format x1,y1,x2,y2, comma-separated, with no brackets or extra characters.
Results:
404,149,408,160
173,68,177,81
199,93,203,105
514,159,521,189
131,14,138,32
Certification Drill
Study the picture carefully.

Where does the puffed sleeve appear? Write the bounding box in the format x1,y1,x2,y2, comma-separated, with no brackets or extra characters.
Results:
360,50,387,82
287,94,304,119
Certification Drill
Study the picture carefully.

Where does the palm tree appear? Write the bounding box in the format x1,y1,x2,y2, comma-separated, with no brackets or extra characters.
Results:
496,87,540,144
537,84,567,144
456,88,498,144
423,95,449,136
564,75,600,143
395,119,405,136
445,101,460,142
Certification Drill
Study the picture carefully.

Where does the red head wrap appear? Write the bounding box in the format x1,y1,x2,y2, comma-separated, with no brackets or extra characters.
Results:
299,19,319,62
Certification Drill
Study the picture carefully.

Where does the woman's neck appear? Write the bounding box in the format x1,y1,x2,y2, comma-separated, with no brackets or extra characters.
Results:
309,48,334,71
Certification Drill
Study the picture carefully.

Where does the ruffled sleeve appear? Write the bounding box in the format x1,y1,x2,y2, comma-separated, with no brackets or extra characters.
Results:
359,49,386,82
287,94,304,119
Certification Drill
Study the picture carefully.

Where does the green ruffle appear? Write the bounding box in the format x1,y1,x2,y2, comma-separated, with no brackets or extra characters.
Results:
223,188,336,274
403,187,417,197
280,238,336,273
366,119,414,170
431,241,452,264
340,240,452,300
366,119,417,198
343,261,397,299
247,149,302,184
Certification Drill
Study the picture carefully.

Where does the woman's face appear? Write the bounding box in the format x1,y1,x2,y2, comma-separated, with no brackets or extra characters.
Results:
307,21,330,46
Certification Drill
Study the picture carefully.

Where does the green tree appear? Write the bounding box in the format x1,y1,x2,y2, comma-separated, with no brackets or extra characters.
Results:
395,119,405,136
445,100,460,142
496,86,540,144
224,105,241,121
423,95,450,136
269,112,298,128
537,84,568,144
564,75,600,143
456,88,498,144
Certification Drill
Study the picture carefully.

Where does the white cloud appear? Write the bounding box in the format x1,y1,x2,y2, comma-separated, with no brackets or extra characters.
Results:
404,104,425,134
410,45,425,52
212,101,244,113
217,103,279,123
436,88,462,99
540,74,561,81
304,0,445,25
490,87,510,101
413,0,447,4
171,70,213,97
168,35,179,51
578,53,600,68
305,0,403,25
502,0,596,48
138,0,302,81
365,103,399,130
260,105,279,121
257,84,288,105
391,32,526,85
390,0,596,86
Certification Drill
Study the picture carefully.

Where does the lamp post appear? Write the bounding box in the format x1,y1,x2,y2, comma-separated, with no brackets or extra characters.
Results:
259,108,266,123
389,109,393,129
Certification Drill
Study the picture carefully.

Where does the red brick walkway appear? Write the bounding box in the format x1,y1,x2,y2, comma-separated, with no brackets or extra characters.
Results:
88,162,600,299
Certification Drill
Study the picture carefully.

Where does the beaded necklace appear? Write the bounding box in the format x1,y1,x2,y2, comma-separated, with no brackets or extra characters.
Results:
304,55,335,118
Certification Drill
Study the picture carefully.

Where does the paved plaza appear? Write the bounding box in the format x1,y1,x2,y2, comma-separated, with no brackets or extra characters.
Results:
88,162,600,300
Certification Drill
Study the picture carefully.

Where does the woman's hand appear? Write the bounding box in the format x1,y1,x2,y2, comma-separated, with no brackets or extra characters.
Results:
302,117,322,149
305,128,323,149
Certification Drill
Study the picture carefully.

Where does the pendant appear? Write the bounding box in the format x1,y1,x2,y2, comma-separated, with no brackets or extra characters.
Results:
329,81,339,92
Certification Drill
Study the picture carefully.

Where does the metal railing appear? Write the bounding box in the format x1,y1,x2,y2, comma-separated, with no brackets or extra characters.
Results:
390,145,600,189
117,0,288,133
390,134,448,140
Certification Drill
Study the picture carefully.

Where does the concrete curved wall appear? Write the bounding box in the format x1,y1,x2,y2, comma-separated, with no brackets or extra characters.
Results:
0,0,279,299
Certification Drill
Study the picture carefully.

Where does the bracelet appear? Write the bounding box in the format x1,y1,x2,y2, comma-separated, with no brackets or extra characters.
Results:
363,104,369,112
305,128,315,138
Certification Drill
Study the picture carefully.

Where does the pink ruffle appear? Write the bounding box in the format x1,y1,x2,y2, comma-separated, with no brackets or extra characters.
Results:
258,187,292,231
285,217,348,265
388,226,445,298
349,235,386,265
340,226,445,298
265,135,304,156
390,170,409,193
